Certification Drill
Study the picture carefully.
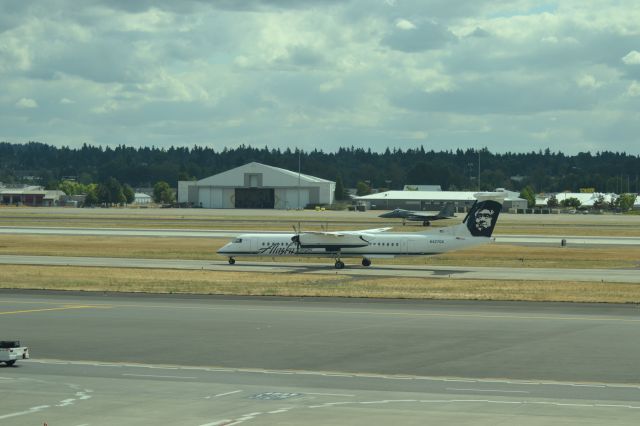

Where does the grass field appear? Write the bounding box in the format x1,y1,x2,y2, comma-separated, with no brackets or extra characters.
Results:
2,265,639,303
1,234,640,269
2,206,640,236
1,207,639,302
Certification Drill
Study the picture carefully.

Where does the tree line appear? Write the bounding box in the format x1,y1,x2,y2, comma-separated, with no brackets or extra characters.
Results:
1,142,640,195
59,178,175,206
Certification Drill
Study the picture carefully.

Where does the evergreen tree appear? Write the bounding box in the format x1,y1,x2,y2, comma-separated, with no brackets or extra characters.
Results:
123,184,135,204
153,181,174,204
334,175,347,201
619,194,637,211
546,194,559,208
519,185,536,208
97,177,125,206
356,180,371,196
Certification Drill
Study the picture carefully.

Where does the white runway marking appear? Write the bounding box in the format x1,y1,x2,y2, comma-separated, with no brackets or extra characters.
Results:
122,373,197,379
306,392,355,397
214,390,242,397
26,358,640,389
447,388,530,394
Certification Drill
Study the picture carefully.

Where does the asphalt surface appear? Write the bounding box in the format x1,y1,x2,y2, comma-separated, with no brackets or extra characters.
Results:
1,292,640,425
3,225,640,245
2,254,639,283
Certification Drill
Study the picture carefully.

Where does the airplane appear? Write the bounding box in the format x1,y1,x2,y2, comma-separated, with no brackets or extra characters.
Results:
218,192,505,269
378,202,456,226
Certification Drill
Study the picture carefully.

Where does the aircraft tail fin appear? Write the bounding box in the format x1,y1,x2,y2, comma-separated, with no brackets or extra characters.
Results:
438,202,456,218
437,192,506,238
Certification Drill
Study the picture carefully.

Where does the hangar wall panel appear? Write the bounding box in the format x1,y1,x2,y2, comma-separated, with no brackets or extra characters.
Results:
223,188,235,208
281,189,309,209
198,187,211,208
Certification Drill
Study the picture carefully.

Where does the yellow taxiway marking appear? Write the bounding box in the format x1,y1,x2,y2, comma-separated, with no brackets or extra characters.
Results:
0,305,108,315
1,300,638,323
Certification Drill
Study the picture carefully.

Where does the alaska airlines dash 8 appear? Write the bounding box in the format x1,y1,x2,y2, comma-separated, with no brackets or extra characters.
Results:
218,192,505,269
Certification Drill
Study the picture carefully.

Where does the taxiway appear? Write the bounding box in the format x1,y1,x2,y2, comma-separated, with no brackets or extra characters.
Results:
1,292,639,425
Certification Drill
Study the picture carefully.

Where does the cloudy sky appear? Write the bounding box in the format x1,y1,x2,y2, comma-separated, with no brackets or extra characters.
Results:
1,0,639,154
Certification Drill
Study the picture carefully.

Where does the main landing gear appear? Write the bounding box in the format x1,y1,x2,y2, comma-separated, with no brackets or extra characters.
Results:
228,257,235,265
333,258,372,268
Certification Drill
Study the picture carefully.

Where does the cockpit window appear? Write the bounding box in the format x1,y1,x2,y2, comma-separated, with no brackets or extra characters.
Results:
233,238,242,243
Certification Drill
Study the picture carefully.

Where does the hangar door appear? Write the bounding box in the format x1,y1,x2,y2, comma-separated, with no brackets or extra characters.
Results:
235,188,275,208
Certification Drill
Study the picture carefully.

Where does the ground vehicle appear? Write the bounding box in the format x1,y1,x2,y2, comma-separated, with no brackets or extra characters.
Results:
0,340,30,366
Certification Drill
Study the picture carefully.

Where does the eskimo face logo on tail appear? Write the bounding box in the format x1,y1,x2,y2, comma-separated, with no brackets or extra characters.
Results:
466,200,502,237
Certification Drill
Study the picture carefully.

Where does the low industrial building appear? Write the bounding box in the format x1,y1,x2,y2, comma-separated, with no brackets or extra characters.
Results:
0,185,65,206
178,162,335,209
354,189,527,212
134,193,152,205
535,192,617,208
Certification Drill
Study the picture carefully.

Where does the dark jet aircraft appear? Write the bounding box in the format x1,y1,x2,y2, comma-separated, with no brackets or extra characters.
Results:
378,202,456,226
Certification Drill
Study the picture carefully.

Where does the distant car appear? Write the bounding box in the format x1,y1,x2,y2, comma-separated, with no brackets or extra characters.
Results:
0,341,30,366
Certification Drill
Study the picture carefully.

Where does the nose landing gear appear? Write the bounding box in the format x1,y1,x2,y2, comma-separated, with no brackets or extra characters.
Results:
334,259,345,269
228,257,236,265
361,258,371,267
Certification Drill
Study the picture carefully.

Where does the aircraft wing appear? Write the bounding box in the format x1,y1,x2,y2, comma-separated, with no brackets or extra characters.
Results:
405,211,435,220
295,227,391,249
303,227,392,235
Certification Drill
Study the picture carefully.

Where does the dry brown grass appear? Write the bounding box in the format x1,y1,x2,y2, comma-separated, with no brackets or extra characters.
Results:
1,235,639,269
1,265,639,303
2,209,639,302
0,235,219,260
3,208,640,236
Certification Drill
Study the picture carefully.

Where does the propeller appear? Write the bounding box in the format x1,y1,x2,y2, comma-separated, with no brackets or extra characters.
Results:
291,222,301,250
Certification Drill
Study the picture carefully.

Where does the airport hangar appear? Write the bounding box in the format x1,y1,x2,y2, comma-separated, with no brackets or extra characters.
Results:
178,162,335,209
354,189,527,212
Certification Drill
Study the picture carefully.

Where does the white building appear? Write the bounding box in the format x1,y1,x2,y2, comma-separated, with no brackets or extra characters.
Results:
354,189,527,211
535,192,617,208
178,162,335,209
134,193,152,204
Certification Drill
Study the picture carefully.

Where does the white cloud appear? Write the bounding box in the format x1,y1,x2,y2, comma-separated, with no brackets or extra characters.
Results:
15,98,38,108
576,74,602,89
622,50,640,65
396,19,416,30
627,81,640,97
0,1,639,154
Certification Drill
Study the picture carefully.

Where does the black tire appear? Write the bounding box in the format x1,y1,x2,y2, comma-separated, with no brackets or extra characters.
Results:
228,257,236,265
335,260,345,269
5,360,16,366
362,258,371,267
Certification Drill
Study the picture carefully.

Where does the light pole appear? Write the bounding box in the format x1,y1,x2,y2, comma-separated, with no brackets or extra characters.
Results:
384,180,391,208
478,149,481,191
297,149,301,209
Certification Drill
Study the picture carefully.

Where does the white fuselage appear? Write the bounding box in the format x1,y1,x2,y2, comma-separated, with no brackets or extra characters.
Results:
218,232,489,259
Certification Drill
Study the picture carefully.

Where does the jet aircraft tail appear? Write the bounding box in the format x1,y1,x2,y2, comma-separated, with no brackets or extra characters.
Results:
434,192,506,238
438,202,456,218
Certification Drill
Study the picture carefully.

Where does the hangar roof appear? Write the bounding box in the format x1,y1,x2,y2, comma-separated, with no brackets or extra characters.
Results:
355,190,524,202
355,190,477,201
197,162,333,186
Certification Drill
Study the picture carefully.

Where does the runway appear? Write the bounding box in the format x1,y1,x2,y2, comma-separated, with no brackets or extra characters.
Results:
3,225,640,245
1,292,639,425
1,254,639,283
